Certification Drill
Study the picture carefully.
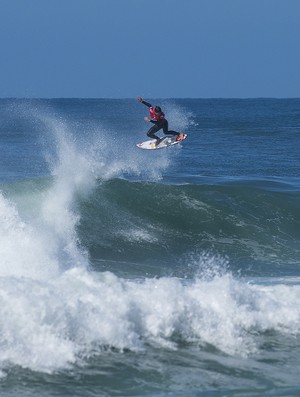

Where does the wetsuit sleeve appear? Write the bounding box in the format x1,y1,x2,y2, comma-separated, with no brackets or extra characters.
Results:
141,100,152,108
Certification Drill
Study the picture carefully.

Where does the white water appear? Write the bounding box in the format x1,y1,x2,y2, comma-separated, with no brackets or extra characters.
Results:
0,256,300,375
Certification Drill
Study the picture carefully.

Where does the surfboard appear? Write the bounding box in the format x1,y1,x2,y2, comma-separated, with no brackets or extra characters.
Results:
136,134,187,150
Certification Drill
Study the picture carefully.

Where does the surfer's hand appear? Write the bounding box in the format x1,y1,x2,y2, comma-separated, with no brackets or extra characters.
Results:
144,117,150,122
137,96,143,102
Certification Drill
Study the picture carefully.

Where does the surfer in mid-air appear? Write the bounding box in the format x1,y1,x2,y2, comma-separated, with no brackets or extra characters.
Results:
137,96,184,146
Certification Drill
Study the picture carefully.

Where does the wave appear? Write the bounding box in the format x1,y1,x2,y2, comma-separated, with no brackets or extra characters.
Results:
0,264,299,375
0,102,299,281
3,175,299,279
76,178,300,275
0,102,179,277
0,103,299,377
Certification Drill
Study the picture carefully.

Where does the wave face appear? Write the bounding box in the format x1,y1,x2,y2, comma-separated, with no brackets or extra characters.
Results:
0,99,299,396
77,178,300,277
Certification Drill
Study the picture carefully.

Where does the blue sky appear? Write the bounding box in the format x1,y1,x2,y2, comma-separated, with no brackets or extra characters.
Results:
0,0,299,98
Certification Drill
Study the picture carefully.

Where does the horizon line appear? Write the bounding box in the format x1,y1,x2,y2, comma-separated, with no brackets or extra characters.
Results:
0,96,300,100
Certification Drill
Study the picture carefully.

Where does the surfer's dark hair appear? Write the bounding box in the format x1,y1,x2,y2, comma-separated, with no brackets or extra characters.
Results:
155,106,162,113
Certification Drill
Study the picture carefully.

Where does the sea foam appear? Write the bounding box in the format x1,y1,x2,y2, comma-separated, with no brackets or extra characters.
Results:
0,262,300,374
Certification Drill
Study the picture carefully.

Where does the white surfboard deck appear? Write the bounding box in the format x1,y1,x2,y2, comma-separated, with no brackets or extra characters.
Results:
136,134,187,150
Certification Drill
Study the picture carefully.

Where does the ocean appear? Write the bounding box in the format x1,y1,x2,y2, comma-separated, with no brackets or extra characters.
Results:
0,98,299,397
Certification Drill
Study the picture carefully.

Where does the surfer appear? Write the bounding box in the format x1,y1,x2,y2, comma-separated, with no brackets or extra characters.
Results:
137,96,183,146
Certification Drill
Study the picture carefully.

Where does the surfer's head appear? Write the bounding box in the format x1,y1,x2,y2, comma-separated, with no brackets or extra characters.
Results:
154,106,162,114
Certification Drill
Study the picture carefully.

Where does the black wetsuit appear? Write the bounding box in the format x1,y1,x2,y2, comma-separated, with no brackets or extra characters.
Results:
141,100,179,141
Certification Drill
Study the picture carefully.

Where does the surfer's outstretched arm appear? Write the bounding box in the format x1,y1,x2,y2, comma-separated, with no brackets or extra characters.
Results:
137,96,152,108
